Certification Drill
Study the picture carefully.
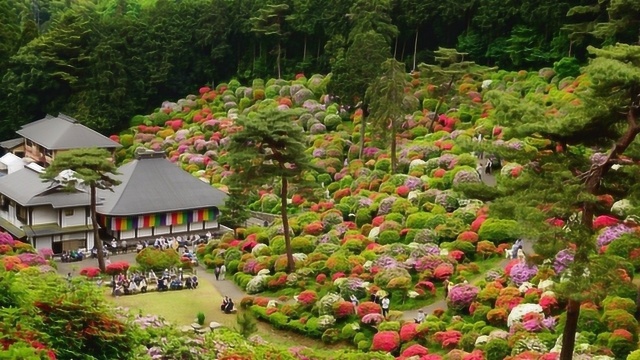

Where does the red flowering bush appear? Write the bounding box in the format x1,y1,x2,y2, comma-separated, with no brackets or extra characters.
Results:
400,344,429,358
463,350,485,360
611,329,634,342
539,295,558,313
332,272,346,281
79,267,101,278
449,250,465,262
593,215,619,230
495,293,523,310
399,322,418,342
357,301,382,319
371,331,400,352
105,261,129,275
303,221,325,236
315,273,327,284
1,256,26,271
415,281,436,294
332,301,354,319
0,244,12,254
470,216,487,232
457,231,479,243
433,263,454,280
265,307,278,316
396,185,410,197
433,169,446,178
297,290,318,307
253,297,270,307
434,330,462,348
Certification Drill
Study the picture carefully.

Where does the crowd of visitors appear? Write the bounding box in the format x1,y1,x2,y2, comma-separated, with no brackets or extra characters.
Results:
61,250,84,262
112,268,198,296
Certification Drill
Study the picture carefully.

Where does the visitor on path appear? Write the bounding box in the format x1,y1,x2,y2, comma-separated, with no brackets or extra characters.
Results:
220,264,226,280
381,296,390,318
485,159,493,174
443,278,450,299
185,276,193,289
476,163,483,179
121,240,127,254
192,275,199,288
214,266,221,281
111,239,118,253
350,294,359,307
511,239,523,259
415,310,425,324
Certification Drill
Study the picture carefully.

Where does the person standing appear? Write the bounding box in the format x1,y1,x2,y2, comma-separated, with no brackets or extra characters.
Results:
476,163,483,179
350,294,359,307
485,159,493,174
214,266,221,281
414,309,425,324
443,278,450,299
220,264,226,280
121,240,127,254
381,296,390,318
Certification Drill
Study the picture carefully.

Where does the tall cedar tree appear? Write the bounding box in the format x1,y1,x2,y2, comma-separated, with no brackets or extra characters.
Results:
485,44,640,359
41,148,121,272
365,58,419,173
227,109,313,273
328,30,390,159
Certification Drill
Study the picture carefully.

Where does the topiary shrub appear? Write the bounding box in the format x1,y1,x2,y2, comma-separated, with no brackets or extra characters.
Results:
370,331,400,353
378,230,401,245
326,252,351,274
135,248,180,272
602,296,636,314
484,338,510,360
291,236,315,254
477,219,520,244
601,309,639,334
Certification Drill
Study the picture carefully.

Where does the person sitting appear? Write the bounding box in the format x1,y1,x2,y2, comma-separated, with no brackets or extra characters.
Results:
157,278,168,292
148,271,158,284
128,280,138,294
139,277,148,293
185,276,193,289
220,297,228,312
123,280,131,295
169,278,182,290
224,298,235,314
91,247,98,259
415,309,425,324
61,251,70,263
114,283,124,297
191,275,199,289
136,242,143,253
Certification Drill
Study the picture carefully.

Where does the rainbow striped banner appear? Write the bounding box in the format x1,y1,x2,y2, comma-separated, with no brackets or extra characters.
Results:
192,208,216,222
111,217,137,231
137,213,168,228
166,212,186,226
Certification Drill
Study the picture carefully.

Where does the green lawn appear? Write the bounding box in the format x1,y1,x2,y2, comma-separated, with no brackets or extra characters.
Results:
107,279,235,328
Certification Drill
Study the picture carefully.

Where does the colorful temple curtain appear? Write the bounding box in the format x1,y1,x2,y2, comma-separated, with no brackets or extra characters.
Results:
103,208,218,231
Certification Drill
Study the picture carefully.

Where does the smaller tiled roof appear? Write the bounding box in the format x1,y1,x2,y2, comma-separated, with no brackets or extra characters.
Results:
98,151,228,216
16,113,121,150
0,167,91,207
0,138,23,150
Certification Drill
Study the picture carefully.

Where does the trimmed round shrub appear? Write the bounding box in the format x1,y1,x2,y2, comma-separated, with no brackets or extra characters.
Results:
484,338,510,360
478,219,520,244
135,248,180,272
291,236,315,254
378,230,401,245
371,331,400,353
602,296,636,314
601,309,639,334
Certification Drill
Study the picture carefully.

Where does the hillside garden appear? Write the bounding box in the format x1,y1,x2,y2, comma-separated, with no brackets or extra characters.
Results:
101,43,640,360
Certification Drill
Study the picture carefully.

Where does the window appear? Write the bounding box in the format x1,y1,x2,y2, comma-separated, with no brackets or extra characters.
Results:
26,140,33,148
45,149,53,158
64,209,74,216
16,204,27,223
0,196,8,211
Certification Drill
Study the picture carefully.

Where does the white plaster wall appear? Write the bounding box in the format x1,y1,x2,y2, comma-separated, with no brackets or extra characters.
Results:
32,206,56,225
60,207,87,227
155,226,170,235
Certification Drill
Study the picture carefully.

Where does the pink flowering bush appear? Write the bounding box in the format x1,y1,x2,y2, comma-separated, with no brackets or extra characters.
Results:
399,322,418,342
361,313,385,325
17,253,47,266
399,344,429,358
434,330,462,348
371,331,400,352
447,284,480,312
297,290,318,307
0,232,16,246
593,215,619,230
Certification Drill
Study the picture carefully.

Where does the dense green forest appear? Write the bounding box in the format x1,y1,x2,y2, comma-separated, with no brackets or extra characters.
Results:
0,0,637,140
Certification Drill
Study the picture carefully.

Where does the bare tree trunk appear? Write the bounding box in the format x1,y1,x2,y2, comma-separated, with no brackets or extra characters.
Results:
391,122,397,173
560,104,640,360
429,76,456,132
281,176,294,273
91,185,105,272
277,41,282,79
393,36,398,59
412,29,419,71
358,106,368,160
303,35,307,62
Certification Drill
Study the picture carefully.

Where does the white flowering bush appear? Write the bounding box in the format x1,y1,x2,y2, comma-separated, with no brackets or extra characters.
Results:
507,303,544,327
611,199,633,217
512,336,548,355
318,293,342,315
251,243,269,257
246,275,268,294
317,315,336,330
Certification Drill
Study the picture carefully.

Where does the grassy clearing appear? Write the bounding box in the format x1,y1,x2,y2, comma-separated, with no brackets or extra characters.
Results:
106,279,235,328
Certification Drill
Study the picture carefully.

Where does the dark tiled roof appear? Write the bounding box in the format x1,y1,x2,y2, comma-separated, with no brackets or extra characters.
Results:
0,138,23,150
16,114,121,150
0,167,91,207
98,152,228,216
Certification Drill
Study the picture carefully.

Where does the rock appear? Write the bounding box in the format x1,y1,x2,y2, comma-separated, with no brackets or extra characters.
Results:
209,321,223,330
191,323,202,330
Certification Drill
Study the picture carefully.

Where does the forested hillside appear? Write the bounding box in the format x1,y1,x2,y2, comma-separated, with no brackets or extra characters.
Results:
0,0,637,140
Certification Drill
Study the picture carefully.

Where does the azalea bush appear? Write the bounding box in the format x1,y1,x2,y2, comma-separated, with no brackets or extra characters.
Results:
135,248,180,272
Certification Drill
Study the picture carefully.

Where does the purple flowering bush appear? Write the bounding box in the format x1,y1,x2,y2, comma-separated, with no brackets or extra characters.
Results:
553,249,574,273
0,232,15,246
447,284,480,312
597,224,635,247
17,253,47,266
509,262,538,286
